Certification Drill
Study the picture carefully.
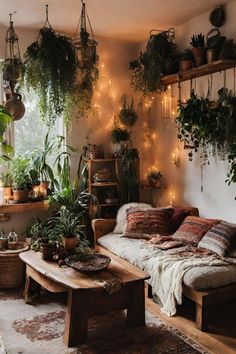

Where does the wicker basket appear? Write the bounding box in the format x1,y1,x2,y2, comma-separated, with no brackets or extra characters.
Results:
0,242,28,289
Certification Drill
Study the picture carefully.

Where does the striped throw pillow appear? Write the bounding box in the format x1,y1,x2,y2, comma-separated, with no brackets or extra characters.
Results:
172,216,220,246
124,207,174,238
198,221,236,256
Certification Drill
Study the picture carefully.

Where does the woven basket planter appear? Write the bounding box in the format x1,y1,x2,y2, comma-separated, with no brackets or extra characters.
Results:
0,243,28,289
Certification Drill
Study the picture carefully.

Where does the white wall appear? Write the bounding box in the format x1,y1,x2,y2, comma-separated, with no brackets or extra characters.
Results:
151,0,236,222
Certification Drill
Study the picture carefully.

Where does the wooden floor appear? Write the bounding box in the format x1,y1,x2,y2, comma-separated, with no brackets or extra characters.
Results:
146,294,236,354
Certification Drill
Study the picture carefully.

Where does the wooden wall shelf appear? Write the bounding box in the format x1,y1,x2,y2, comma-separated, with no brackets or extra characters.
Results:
0,201,49,214
161,60,236,86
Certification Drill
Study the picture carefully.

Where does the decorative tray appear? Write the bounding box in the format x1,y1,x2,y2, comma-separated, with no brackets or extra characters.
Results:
65,253,111,272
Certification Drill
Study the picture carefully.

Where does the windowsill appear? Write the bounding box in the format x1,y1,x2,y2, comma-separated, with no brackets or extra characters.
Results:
0,201,49,214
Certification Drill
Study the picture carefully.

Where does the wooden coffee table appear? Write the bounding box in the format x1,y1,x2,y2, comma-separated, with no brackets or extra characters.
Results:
20,246,150,347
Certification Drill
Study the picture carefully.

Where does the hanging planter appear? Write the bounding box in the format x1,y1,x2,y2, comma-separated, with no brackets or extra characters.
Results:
24,5,78,126
72,0,99,117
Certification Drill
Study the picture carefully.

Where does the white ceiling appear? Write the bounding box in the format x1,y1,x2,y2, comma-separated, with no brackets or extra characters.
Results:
0,0,231,41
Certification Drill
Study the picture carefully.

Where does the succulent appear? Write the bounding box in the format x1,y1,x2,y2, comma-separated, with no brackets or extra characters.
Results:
180,49,194,61
190,34,205,48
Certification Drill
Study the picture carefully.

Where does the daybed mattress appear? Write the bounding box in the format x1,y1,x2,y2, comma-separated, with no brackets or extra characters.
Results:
98,232,236,291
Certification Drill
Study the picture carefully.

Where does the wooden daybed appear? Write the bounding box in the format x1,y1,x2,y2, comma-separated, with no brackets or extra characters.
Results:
92,214,236,332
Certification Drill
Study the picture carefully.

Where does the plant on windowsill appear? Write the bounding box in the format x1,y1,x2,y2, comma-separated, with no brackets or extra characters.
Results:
0,171,13,201
9,156,31,203
130,30,178,95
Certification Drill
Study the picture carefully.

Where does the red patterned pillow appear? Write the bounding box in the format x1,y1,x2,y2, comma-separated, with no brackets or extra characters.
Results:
169,207,192,232
172,216,220,246
124,207,174,238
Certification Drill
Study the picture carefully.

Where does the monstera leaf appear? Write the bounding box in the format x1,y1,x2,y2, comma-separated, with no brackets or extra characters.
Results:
0,105,12,142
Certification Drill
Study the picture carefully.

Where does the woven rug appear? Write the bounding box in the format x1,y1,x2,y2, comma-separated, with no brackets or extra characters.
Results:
0,289,208,354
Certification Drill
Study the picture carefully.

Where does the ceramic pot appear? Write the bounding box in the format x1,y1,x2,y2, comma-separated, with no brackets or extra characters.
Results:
207,49,218,63
62,237,77,252
40,181,49,197
13,189,28,203
4,93,25,121
3,187,12,202
192,47,206,67
179,60,193,71
40,243,55,261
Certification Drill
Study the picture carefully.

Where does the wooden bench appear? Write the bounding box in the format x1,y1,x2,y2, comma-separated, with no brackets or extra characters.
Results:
92,217,236,332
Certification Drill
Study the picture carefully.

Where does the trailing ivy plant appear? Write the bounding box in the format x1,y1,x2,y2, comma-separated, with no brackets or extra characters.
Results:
24,28,78,126
130,31,177,95
176,88,236,189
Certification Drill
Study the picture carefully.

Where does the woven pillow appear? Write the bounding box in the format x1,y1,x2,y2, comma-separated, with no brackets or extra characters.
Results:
113,202,152,234
172,216,220,246
198,221,236,257
169,207,192,232
124,207,174,238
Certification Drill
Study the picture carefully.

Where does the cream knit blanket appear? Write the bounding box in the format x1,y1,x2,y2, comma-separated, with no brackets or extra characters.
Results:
143,252,236,316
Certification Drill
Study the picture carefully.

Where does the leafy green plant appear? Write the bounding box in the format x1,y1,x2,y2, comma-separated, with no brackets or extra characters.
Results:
180,49,194,60
0,171,13,187
47,206,88,248
24,28,78,126
190,34,205,47
1,58,24,82
0,105,13,161
111,127,131,144
130,31,177,95
10,156,30,190
120,148,139,203
119,95,138,127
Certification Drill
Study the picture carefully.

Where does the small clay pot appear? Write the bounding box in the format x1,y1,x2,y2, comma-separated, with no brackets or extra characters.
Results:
62,237,77,252
4,187,12,201
207,49,218,63
13,189,29,203
179,60,194,71
192,47,206,67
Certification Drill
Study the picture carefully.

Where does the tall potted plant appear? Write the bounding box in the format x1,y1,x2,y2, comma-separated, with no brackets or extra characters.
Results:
10,156,30,203
0,171,13,201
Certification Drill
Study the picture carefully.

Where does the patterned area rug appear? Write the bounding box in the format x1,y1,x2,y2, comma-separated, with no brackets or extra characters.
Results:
0,289,208,354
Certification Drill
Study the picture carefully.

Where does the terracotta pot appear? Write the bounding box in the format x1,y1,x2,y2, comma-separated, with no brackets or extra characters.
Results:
4,93,25,121
40,243,55,261
0,238,8,250
179,60,194,71
62,237,77,252
13,189,29,203
40,181,49,197
192,47,206,67
206,49,218,63
4,187,12,201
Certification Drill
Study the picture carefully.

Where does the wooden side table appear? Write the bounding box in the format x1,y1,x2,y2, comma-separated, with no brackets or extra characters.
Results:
0,242,29,289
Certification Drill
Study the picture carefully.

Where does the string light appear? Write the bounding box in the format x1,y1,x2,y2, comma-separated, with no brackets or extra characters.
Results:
169,187,176,206
143,122,157,148
171,147,180,166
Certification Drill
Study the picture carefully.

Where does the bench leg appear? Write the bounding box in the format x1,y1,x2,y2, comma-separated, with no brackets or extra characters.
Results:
64,289,88,347
147,284,153,298
127,280,145,327
24,273,41,304
196,303,209,332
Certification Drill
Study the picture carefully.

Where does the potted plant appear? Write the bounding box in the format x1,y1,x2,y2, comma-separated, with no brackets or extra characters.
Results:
10,156,30,203
24,27,78,126
190,33,206,67
119,95,138,127
206,29,226,63
1,58,24,82
48,206,88,252
120,147,139,203
130,30,177,95
0,171,13,201
147,170,162,187
111,126,131,145
219,39,236,60
179,49,194,71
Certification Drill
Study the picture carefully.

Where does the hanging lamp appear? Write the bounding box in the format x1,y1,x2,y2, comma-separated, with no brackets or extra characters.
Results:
73,0,98,69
